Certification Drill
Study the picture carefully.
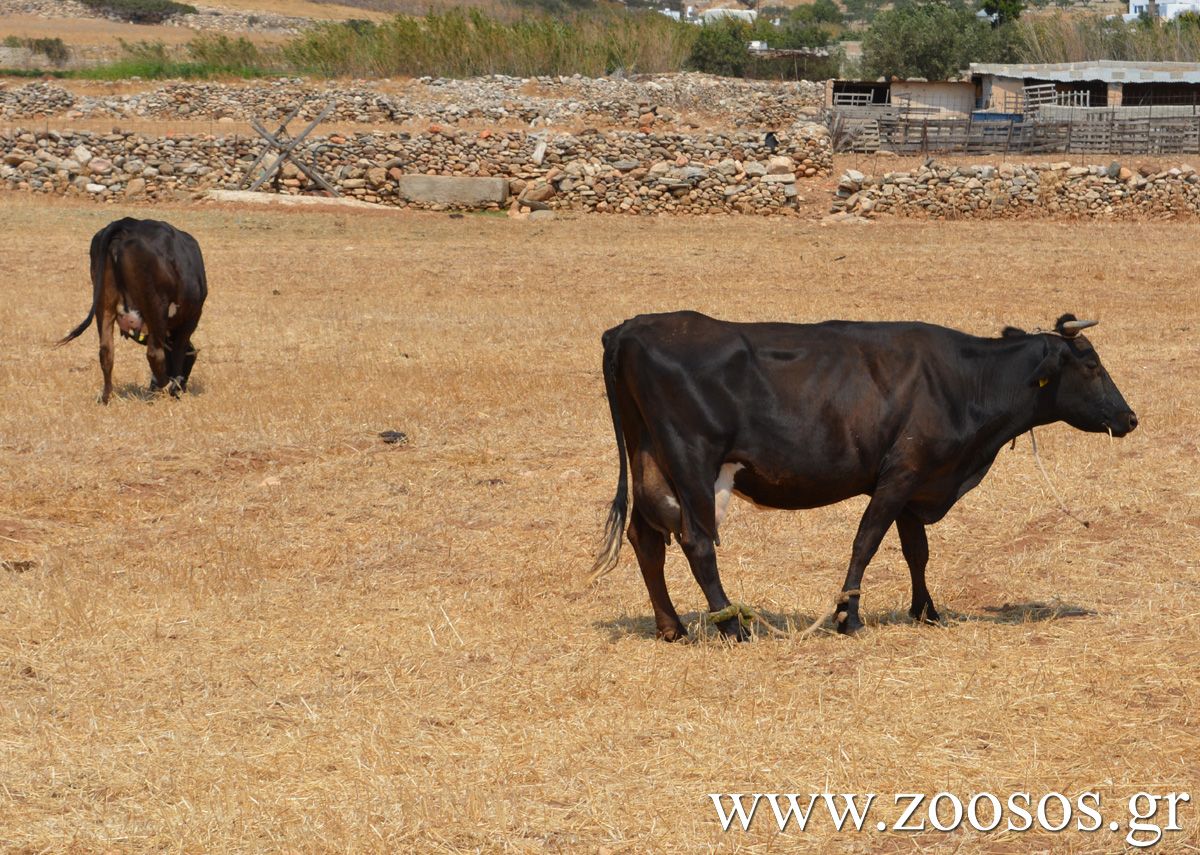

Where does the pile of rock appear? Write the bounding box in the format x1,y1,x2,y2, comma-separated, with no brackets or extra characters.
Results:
418,73,826,129
1,74,826,131
0,0,94,18
833,161,1200,219
513,123,828,214
71,81,409,124
0,122,831,213
1,129,225,201
0,82,77,118
166,7,311,35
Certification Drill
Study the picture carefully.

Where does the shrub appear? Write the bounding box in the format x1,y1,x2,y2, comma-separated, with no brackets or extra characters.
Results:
282,8,694,78
28,37,70,65
186,33,265,72
79,0,197,25
1018,11,1200,62
1,35,71,66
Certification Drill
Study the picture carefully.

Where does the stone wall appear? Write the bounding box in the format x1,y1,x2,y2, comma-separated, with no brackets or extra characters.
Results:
0,0,309,35
0,122,832,215
0,76,826,130
834,161,1200,220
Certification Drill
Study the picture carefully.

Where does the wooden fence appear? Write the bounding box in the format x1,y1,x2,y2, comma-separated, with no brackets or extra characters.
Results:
830,108,1200,155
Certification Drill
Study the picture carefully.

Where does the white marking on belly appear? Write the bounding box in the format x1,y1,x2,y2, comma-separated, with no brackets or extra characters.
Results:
168,302,178,318
714,463,745,528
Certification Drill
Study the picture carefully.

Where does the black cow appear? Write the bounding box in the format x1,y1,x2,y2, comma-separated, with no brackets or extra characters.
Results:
58,218,208,404
589,311,1137,641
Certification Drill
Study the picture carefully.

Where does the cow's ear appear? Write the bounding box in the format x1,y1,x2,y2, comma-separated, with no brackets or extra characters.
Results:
1031,344,1065,387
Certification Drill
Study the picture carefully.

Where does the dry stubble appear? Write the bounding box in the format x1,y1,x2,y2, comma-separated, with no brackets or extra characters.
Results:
0,196,1197,852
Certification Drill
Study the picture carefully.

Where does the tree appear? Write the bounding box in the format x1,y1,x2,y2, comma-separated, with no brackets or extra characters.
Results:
688,18,751,76
982,0,1024,24
842,0,887,25
861,0,1018,79
788,0,842,24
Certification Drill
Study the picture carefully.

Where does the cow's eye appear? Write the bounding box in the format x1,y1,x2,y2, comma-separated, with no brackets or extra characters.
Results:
1086,361,1100,371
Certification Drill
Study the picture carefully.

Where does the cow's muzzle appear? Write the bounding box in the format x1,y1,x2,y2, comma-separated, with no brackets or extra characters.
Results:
1108,410,1138,437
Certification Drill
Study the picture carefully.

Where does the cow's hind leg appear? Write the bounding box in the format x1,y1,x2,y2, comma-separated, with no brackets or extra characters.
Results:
680,535,747,641
897,510,940,624
627,509,685,642
96,296,118,404
652,448,745,641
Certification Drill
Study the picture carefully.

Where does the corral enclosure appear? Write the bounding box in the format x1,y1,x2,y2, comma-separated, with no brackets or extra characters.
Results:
1,196,1198,850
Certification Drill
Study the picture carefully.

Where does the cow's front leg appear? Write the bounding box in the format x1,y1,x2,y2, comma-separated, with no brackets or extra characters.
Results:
166,327,198,394
680,535,747,641
838,486,914,635
145,338,169,393
897,510,940,624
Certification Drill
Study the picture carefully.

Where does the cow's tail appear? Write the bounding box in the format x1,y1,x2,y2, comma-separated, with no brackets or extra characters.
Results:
57,220,123,347
55,307,95,347
584,327,629,587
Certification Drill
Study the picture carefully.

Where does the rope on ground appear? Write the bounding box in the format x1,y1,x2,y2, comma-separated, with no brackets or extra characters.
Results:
703,588,862,639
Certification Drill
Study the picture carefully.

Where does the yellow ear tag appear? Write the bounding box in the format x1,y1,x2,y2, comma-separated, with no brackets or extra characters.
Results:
1038,377,1049,388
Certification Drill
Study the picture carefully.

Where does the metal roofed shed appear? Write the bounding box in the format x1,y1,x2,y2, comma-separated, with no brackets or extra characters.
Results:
825,63,1200,154
971,61,1200,111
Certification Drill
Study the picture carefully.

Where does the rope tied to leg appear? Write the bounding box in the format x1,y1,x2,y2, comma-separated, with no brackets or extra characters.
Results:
703,588,864,640
800,587,862,638
703,602,787,638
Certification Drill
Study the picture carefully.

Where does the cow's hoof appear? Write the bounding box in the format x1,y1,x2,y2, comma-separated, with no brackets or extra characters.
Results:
717,619,751,642
910,603,942,625
657,625,687,643
836,613,865,635
168,377,183,397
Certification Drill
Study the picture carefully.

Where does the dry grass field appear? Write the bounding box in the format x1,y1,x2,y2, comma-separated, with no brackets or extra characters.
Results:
1,195,1198,852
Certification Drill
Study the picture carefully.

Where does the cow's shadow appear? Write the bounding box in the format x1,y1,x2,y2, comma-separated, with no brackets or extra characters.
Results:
595,600,1096,642
112,380,205,401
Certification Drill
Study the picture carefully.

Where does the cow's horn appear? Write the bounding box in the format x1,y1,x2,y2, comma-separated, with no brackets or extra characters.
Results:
1060,319,1098,337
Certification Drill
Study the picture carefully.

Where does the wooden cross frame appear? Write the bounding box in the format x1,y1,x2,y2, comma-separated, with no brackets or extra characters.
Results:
241,102,339,196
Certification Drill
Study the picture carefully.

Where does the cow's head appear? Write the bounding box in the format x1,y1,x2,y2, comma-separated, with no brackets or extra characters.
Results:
1008,314,1138,437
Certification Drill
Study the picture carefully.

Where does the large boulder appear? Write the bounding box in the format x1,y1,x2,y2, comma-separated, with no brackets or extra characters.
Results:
394,175,509,207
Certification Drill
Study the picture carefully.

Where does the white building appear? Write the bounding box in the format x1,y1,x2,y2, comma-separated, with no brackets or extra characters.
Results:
700,7,757,23
1125,0,1200,20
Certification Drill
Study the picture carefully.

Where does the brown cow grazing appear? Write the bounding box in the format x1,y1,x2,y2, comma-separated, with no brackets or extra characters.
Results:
58,218,208,404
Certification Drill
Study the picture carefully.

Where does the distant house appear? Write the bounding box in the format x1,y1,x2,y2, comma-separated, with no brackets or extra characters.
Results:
1124,0,1200,19
700,7,757,23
